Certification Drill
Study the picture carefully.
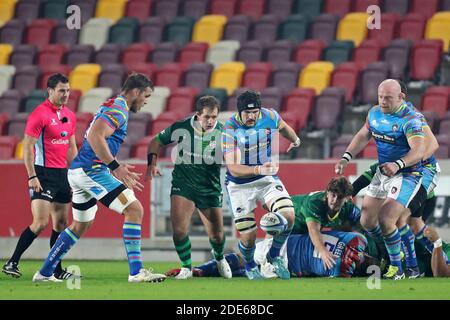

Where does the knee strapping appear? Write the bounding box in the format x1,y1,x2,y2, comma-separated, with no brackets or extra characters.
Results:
234,213,257,234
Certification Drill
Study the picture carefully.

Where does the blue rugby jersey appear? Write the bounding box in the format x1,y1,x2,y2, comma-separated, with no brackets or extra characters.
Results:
71,95,129,170
223,108,281,184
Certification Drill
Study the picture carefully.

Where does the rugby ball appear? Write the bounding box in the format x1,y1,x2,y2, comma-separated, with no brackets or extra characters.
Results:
260,212,288,236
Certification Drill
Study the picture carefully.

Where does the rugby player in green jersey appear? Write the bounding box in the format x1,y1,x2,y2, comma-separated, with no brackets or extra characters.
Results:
145,96,232,280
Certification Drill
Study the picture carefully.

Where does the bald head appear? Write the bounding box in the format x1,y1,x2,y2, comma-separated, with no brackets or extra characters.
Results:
378,79,404,114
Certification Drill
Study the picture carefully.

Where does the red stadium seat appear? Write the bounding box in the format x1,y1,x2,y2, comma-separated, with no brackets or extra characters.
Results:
67,89,82,113
39,65,72,89
165,87,199,117
24,19,56,49
352,39,382,70
121,43,153,67
75,113,94,146
330,62,359,104
131,136,154,159
238,0,266,20
125,63,157,81
0,136,19,160
421,86,450,119
154,63,187,91
178,42,209,64
242,63,273,91
323,0,352,18
150,116,178,136
125,0,153,22
398,13,426,44
283,88,315,129
361,140,377,159
353,0,381,12
293,40,326,66
368,13,400,47
410,0,439,20
0,113,10,136
209,0,238,18
409,40,443,81
37,44,67,68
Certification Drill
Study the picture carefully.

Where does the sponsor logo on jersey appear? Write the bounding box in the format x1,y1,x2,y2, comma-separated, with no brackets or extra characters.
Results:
50,118,58,126
275,185,284,192
51,139,70,145
392,124,399,132
209,141,216,148
236,207,243,213
381,119,390,125
371,119,378,127
372,132,395,144
61,131,68,137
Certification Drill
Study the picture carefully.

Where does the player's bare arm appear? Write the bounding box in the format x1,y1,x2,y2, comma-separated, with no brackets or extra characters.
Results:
306,220,336,270
145,136,163,181
335,124,371,174
23,134,42,193
422,125,439,160
225,147,278,177
424,227,450,277
381,136,425,177
278,119,301,152
88,119,144,191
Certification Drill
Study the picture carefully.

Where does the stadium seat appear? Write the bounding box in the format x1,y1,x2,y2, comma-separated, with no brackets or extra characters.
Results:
70,0,97,25
9,44,37,67
165,87,199,118
409,40,443,81
352,39,382,70
24,19,56,49
78,87,113,114
94,44,122,67
0,136,19,160
125,112,152,145
121,43,153,67
293,40,326,65
15,0,40,24
0,89,23,116
209,0,238,18
261,87,284,111
7,113,28,137
0,0,17,25
361,140,377,159
425,12,450,52
398,13,426,44
210,62,245,95
223,15,251,44
238,0,266,20
23,89,47,113
0,19,26,47
79,18,113,50
39,65,72,89
97,64,126,94
226,87,248,111
0,113,9,135
279,111,300,133
109,18,139,45
143,86,170,118
150,42,179,67
421,111,439,132
279,14,309,44
312,87,345,130
383,39,412,79
12,65,40,96
271,62,302,92
182,0,210,20
267,0,293,20
131,136,154,159
310,14,340,45
353,0,381,12
384,0,409,16
125,0,153,22
69,64,102,94
251,15,280,44
125,62,157,80
330,62,359,104
410,0,439,20
0,65,15,95
66,89,81,112
42,0,68,20
265,40,294,67
206,40,240,68
74,112,94,146
236,40,265,66
323,0,352,18
443,0,450,10
421,86,450,119
0,44,13,65
192,15,227,47
439,119,450,135
359,62,389,105
323,40,354,66
336,13,368,47
52,21,80,47
368,13,400,47
165,17,195,46
330,134,353,158
293,0,322,19
299,61,334,95
37,44,67,68
199,88,228,107
149,116,177,137
152,0,180,21
154,63,186,91
183,63,214,92
242,63,273,91
65,44,95,68
95,0,127,23
340,113,366,135
179,42,208,65
139,17,166,45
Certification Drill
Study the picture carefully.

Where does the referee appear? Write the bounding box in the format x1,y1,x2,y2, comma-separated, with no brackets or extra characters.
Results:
2,73,78,280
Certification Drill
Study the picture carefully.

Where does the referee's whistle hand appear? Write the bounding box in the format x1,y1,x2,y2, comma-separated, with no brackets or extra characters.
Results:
29,179,43,192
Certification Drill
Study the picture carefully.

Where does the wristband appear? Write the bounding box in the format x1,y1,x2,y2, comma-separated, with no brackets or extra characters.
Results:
433,238,443,248
341,151,353,162
292,137,301,147
394,159,406,170
107,159,120,171
28,175,37,181
147,152,158,167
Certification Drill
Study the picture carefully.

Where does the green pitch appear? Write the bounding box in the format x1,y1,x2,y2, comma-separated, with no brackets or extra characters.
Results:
1,260,450,300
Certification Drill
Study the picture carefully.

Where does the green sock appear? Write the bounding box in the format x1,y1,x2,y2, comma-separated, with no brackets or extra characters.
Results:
210,236,226,261
174,236,192,269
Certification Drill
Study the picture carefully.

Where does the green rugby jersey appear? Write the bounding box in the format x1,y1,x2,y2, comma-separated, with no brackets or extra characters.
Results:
157,116,224,195
291,191,361,234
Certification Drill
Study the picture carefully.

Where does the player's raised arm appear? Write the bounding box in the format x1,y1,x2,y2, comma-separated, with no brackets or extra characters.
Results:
335,124,372,174
278,119,301,152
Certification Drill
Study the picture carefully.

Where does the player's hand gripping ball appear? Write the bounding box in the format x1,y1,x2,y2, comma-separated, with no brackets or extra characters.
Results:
260,212,288,236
